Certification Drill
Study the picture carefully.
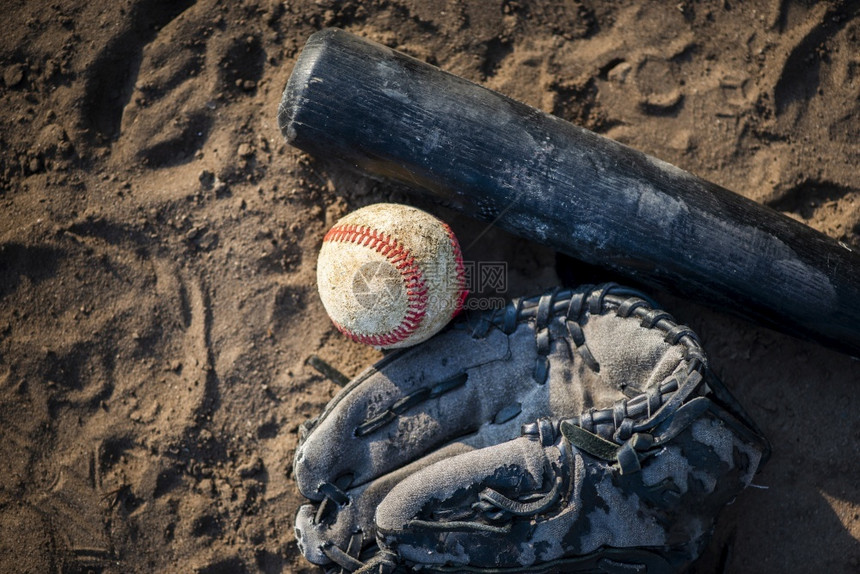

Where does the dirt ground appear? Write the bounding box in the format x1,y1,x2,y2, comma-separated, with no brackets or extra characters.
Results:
0,0,858,572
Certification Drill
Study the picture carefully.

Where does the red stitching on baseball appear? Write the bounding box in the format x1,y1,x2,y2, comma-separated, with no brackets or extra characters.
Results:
443,223,469,318
324,223,429,346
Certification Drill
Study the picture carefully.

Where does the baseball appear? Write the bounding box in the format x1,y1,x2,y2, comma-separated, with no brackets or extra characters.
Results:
316,203,468,349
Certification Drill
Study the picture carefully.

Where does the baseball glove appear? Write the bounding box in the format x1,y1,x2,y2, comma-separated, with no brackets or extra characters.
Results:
293,284,769,573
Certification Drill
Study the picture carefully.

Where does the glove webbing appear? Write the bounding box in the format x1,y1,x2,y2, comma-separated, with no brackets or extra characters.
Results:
467,284,700,386
517,284,710,476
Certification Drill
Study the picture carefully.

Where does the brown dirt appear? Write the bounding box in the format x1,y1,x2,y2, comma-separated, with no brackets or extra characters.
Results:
0,0,858,572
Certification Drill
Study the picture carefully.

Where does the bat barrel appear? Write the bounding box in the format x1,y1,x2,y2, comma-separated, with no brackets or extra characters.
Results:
279,28,860,357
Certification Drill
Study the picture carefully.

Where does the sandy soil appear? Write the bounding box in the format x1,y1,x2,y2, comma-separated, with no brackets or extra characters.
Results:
1,0,858,572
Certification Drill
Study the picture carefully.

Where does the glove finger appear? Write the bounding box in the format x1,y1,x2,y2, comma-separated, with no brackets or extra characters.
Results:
375,419,572,570
294,441,475,567
376,410,765,572
293,322,545,501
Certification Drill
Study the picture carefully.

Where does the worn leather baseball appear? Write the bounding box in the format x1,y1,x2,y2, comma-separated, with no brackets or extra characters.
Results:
316,203,468,349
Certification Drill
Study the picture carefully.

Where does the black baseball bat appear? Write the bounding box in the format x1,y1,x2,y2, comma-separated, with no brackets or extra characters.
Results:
279,28,860,358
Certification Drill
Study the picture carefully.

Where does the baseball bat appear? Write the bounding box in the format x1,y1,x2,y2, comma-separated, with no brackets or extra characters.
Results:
279,28,860,358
